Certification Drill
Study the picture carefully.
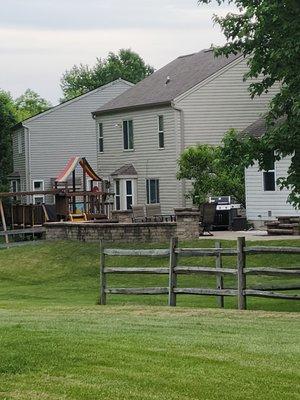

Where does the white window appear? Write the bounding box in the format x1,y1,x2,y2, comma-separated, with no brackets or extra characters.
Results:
263,155,276,191
98,123,104,153
11,180,20,193
146,179,160,204
33,180,45,204
125,180,133,210
158,115,164,149
123,120,134,150
115,180,121,210
17,131,23,154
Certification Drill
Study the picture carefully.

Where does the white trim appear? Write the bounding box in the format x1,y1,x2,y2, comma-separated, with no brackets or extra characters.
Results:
146,178,160,204
18,79,134,126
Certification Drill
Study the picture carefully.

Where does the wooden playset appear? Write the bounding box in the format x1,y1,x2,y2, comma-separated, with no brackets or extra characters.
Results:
0,157,113,244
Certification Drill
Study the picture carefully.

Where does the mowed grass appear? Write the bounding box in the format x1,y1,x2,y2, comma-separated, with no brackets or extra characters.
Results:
0,239,299,399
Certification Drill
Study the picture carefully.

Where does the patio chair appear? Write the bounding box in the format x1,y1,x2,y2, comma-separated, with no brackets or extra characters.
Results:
199,203,217,236
132,205,146,222
145,204,162,222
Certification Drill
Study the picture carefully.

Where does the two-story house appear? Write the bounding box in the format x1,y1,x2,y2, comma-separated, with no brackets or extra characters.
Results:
10,79,133,203
92,49,279,216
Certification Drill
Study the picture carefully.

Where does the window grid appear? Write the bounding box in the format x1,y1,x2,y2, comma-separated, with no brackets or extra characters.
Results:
98,123,104,153
158,115,164,149
146,179,160,204
123,120,134,150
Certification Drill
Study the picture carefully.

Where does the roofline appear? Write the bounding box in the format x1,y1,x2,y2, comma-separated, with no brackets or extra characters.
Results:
92,101,171,117
11,78,134,131
92,53,244,116
174,54,244,103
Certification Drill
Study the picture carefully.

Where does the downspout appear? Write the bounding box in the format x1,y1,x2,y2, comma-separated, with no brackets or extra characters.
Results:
171,101,186,208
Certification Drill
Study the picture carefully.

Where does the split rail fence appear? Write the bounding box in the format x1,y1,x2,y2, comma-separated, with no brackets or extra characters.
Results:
99,237,300,309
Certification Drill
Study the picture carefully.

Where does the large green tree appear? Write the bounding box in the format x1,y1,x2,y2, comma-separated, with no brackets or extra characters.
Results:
0,91,18,191
60,49,154,101
0,89,51,191
198,0,300,207
15,89,51,121
177,130,246,206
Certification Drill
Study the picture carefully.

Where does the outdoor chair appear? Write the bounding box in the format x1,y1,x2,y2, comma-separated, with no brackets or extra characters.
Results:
132,205,146,222
199,203,217,236
145,204,174,222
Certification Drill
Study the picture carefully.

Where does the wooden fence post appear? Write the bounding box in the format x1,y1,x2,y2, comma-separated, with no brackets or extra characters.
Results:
215,241,224,308
237,236,246,310
99,239,106,305
168,237,178,306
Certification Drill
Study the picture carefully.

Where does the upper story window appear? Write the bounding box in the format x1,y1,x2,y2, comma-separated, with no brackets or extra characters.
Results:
123,120,134,150
146,179,160,204
158,115,164,149
98,123,104,153
263,153,276,191
17,131,23,154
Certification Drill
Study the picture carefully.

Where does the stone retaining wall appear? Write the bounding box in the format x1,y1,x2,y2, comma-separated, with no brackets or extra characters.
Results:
45,208,201,243
45,221,177,243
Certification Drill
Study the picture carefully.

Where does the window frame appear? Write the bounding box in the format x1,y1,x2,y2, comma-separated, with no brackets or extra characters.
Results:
146,178,160,204
262,156,276,192
125,180,133,210
32,180,45,204
158,115,165,149
114,180,121,210
123,120,134,151
17,131,23,154
98,122,104,153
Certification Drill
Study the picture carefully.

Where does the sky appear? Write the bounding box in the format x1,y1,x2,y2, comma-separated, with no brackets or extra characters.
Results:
0,0,235,104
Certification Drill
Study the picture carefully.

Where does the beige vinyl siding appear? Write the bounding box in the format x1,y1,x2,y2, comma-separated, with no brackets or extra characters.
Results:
25,80,131,202
246,158,300,221
175,57,280,147
11,127,27,190
97,106,182,214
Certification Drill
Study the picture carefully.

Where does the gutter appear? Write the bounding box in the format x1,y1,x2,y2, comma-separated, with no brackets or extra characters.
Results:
92,101,171,117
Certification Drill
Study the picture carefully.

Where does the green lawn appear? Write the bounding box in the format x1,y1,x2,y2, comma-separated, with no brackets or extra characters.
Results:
0,239,299,399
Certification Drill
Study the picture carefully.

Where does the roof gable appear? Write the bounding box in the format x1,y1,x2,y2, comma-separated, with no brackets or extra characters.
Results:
93,50,242,115
12,79,133,130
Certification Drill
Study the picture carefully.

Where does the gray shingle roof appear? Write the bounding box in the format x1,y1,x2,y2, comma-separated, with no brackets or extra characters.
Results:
93,50,242,115
243,117,267,138
111,164,138,176
244,116,286,138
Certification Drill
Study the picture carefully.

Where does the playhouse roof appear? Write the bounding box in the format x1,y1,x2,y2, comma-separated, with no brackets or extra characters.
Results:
55,157,102,183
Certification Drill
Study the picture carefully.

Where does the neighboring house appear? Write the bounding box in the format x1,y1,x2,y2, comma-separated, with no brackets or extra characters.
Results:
92,49,279,214
244,118,299,226
10,79,133,203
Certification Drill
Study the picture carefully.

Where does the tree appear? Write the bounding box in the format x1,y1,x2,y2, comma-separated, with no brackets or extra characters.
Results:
60,49,154,101
177,130,245,206
0,91,18,191
0,89,51,191
15,89,52,121
198,0,300,208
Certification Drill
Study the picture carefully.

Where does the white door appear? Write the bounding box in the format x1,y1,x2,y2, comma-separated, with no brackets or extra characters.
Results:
114,179,136,210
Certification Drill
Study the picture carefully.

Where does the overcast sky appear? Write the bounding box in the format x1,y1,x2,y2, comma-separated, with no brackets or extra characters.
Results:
0,0,235,104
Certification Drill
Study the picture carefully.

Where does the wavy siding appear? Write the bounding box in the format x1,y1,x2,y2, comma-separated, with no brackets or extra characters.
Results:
96,106,182,214
24,80,132,198
175,57,280,146
246,159,299,220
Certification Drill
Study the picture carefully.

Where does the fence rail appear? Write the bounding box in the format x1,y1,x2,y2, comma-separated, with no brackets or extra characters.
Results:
99,237,300,309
